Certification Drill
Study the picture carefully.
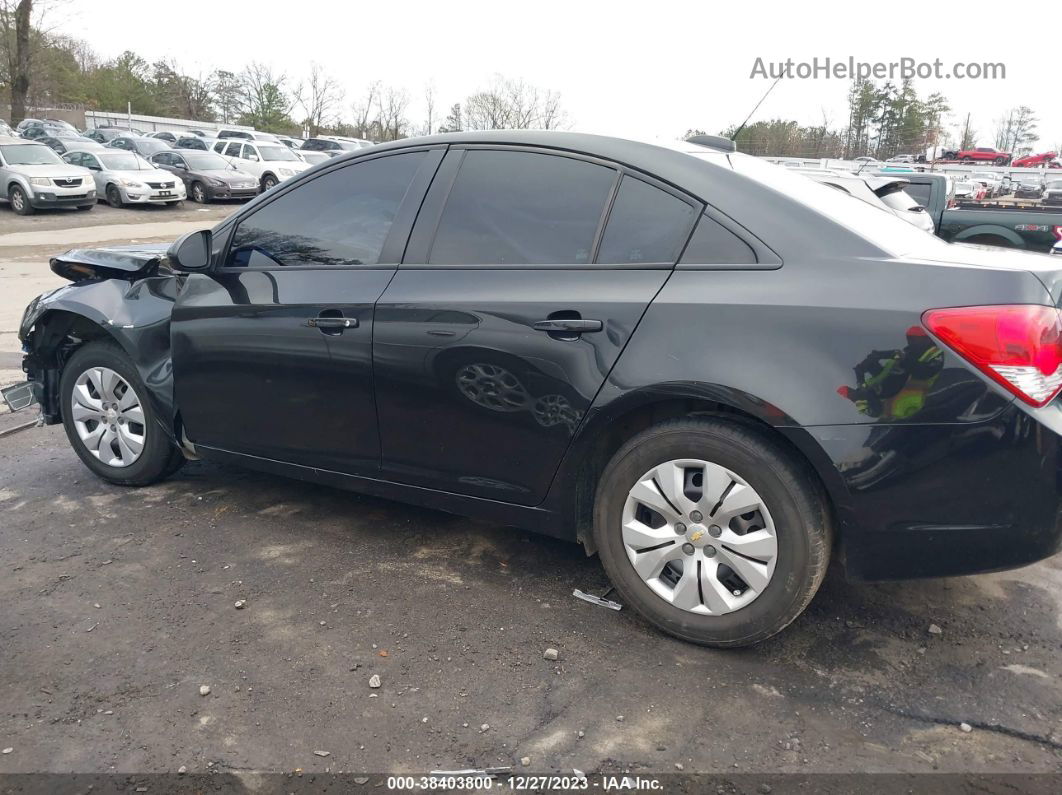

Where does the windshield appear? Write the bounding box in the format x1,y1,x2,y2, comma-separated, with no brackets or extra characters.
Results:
0,143,62,165
100,153,153,171
257,145,298,161
184,153,232,170
708,151,949,257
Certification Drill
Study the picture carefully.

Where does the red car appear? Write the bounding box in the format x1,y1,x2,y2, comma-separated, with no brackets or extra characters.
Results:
1012,152,1061,169
957,147,1012,165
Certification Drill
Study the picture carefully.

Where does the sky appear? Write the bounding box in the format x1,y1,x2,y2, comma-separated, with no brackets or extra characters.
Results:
50,0,1062,152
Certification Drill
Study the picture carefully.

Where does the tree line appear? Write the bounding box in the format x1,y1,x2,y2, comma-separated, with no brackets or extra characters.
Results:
697,78,1051,161
1,1,568,139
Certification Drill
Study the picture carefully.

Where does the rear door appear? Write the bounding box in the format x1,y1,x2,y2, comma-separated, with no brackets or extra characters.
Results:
172,148,443,474
373,147,701,505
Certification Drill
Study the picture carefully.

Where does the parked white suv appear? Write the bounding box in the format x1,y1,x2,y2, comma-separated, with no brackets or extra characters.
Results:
0,135,95,215
212,139,310,190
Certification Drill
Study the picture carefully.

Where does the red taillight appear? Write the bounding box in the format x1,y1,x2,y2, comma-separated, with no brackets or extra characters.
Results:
923,305,1062,407
1053,225,1062,241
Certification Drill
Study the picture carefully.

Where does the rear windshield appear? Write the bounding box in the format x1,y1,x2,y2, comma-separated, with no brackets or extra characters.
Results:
698,151,947,257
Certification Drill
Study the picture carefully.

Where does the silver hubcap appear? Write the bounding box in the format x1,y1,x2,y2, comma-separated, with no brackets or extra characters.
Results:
71,367,146,467
621,459,778,615
11,190,24,210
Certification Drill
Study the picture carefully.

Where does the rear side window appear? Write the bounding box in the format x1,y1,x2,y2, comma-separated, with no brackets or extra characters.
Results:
679,214,758,265
429,150,615,265
226,152,424,269
598,176,697,264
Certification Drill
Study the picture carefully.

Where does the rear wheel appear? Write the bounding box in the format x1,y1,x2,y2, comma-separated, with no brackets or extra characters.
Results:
593,419,831,647
9,185,33,215
60,341,184,486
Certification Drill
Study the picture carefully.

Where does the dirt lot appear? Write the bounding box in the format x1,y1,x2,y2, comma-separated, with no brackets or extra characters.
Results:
1,205,1061,779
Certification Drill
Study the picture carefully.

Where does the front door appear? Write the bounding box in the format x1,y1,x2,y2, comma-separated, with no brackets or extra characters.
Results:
172,148,442,474
373,148,701,505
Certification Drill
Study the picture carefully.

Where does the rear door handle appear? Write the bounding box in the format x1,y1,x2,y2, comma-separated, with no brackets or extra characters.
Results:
533,319,603,333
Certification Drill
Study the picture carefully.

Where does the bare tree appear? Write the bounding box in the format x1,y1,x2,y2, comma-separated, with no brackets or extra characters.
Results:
349,80,380,139
375,84,409,141
462,76,569,131
300,62,343,136
1,0,33,123
423,81,436,135
958,113,976,150
239,61,300,130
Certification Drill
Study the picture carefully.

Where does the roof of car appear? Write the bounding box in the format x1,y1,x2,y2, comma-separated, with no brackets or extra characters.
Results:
0,135,42,145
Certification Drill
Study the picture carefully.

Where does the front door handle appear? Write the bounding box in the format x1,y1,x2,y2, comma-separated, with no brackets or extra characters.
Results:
306,315,358,335
533,319,603,333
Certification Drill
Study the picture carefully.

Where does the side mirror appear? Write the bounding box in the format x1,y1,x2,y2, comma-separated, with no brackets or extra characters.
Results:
167,230,213,272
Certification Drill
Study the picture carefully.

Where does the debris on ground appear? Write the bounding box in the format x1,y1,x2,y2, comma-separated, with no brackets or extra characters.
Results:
543,648,559,661
960,722,973,733
234,600,246,609
1,748,12,755
480,724,490,732
177,766,186,775
368,674,381,689
199,685,211,696
313,750,330,757
928,624,943,635
573,589,622,611
520,756,531,766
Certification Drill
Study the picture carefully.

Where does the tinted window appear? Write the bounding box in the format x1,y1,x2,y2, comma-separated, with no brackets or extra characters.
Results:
227,152,424,269
679,214,757,265
904,182,932,207
224,142,241,157
429,150,614,265
598,176,697,264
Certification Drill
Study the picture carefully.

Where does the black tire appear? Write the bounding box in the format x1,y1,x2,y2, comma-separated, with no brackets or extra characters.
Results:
9,184,34,215
60,341,185,486
105,184,123,208
76,203,94,211
166,201,181,206
593,419,831,648
261,174,278,191
961,157,973,164
190,181,207,203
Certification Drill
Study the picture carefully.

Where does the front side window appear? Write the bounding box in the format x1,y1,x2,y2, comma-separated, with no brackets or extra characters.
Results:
598,176,697,264
226,152,424,269
429,150,615,265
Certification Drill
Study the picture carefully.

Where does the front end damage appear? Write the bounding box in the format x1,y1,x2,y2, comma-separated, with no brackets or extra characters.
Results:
18,244,179,437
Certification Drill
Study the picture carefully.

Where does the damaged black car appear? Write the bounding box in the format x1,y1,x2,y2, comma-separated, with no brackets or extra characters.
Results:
12,131,1062,647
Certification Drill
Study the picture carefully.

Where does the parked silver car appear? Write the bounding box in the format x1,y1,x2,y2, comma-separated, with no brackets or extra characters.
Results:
62,147,186,207
0,136,95,215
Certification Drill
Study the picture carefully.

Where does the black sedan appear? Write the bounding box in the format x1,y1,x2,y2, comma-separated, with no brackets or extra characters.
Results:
37,133,101,155
150,151,260,202
13,130,1062,648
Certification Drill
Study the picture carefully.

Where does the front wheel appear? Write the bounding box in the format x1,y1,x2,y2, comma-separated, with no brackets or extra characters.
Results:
60,341,185,486
593,419,831,647
105,185,123,208
190,182,207,203
261,174,278,191
9,185,34,215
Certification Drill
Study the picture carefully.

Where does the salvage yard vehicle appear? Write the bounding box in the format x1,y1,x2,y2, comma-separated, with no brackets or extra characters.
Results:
957,146,1011,165
212,139,310,190
13,130,1062,648
1042,180,1062,206
106,135,173,159
301,136,374,156
0,135,95,214
62,148,186,207
895,172,1062,251
149,150,259,202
